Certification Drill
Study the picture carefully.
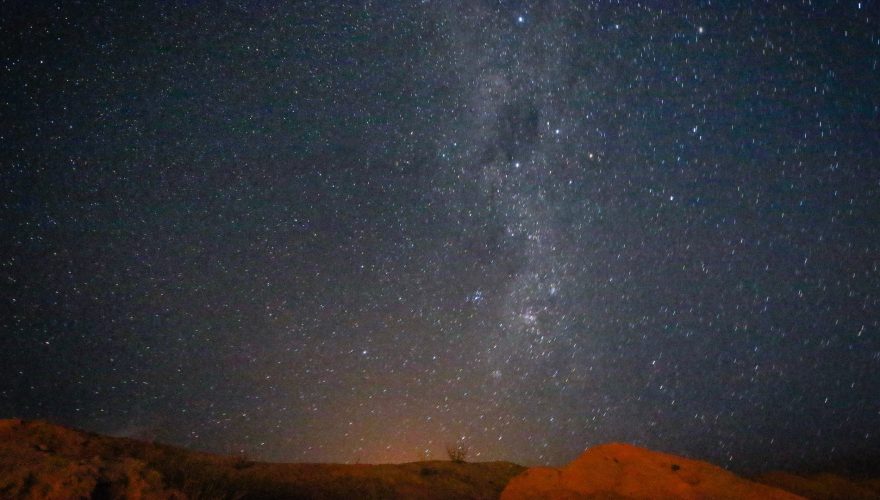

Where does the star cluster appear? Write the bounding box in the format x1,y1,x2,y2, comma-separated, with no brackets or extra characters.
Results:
2,1,879,473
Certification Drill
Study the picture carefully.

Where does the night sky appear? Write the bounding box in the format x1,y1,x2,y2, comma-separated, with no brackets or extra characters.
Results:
3,1,879,474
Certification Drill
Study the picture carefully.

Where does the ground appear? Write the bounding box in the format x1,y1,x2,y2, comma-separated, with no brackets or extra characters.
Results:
1,419,877,499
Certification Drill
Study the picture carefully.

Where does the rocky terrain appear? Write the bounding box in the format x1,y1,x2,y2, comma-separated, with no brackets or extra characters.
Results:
1,418,877,499
0,419,522,499
501,442,801,499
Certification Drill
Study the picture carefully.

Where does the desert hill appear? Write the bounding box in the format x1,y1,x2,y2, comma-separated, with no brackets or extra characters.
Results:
1,418,878,499
0,419,523,499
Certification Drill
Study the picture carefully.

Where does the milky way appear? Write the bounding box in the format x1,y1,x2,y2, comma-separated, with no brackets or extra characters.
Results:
3,1,879,473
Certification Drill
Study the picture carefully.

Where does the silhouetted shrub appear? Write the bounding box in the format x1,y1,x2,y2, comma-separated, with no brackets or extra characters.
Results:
446,442,468,463
232,452,253,470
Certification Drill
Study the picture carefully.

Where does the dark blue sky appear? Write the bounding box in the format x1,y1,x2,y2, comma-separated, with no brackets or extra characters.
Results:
2,0,879,473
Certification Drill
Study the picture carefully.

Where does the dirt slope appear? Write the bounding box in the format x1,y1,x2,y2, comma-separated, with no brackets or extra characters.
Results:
756,470,880,500
0,418,524,499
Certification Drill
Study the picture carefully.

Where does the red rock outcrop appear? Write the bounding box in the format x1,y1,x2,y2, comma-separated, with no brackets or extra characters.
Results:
501,442,804,500
0,419,183,499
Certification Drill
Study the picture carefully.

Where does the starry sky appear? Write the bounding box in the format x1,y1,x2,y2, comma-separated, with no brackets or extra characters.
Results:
3,0,879,474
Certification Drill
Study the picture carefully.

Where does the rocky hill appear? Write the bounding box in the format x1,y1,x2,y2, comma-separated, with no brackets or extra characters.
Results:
0,418,523,499
501,442,802,500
